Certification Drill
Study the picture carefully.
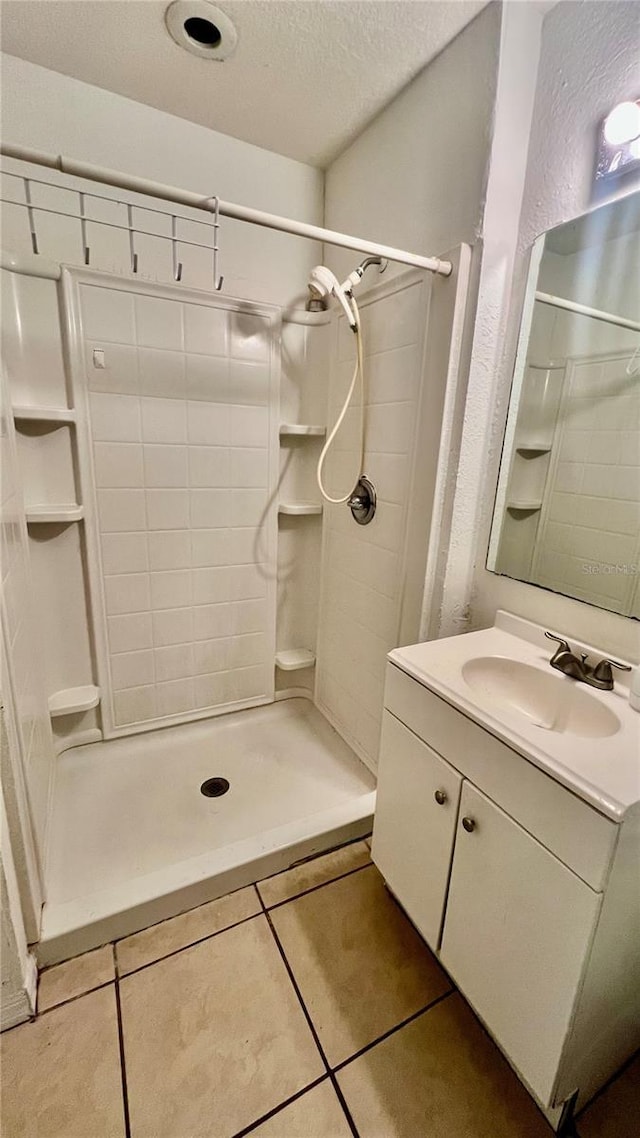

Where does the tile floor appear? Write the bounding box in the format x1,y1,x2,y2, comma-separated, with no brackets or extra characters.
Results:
1,840,638,1138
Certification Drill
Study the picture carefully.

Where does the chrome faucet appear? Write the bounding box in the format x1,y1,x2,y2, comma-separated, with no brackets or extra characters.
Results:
545,632,631,691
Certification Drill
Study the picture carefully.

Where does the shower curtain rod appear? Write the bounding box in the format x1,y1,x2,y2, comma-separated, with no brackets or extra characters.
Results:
535,290,640,333
1,143,452,278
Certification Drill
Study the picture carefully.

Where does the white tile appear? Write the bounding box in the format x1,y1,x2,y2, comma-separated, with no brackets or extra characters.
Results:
148,530,191,571
156,678,194,716
229,312,270,361
108,613,153,654
186,354,229,402
228,528,259,565
230,405,269,447
191,528,230,568
98,489,146,532
81,285,135,342
230,448,269,488
86,342,138,395
90,393,141,442
101,532,148,574
232,664,268,702
143,445,188,488
228,632,265,668
189,447,230,488
194,670,233,708
94,443,144,488
192,637,230,675
140,398,187,443
152,607,193,647
187,401,230,445
111,650,155,690
150,569,192,610
184,304,227,356
154,643,193,682
189,489,231,528
232,564,268,600
138,348,186,400
233,599,268,634
231,490,266,527
135,295,183,350
191,604,234,640
365,402,415,454
114,685,157,725
146,490,189,530
228,360,269,405
105,573,151,616
192,566,234,605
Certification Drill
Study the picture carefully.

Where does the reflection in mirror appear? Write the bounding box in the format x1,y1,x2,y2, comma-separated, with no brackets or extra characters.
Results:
488,192,640,617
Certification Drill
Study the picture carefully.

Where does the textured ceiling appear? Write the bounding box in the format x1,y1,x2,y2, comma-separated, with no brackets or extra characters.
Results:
0,0,488,167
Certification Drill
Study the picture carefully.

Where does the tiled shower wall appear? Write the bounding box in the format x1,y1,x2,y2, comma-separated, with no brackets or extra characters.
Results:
74,278,278,733
316,275,431,769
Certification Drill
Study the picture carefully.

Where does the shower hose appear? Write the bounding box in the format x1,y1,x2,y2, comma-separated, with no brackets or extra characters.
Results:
316,294,365,504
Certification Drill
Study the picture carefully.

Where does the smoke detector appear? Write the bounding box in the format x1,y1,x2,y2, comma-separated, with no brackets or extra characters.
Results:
165,1,238,61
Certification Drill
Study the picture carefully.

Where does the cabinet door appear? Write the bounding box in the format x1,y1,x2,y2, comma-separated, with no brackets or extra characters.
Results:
441,782,601,1107
371,711,462,950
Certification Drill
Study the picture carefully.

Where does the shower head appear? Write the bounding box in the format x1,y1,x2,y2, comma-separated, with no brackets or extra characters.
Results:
308,265,357,329
307,257,387,331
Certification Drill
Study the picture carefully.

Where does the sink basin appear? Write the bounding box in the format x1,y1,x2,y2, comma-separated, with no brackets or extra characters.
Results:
462,656,620,739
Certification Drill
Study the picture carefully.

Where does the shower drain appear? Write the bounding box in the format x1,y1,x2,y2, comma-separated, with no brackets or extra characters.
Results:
200,777,230,798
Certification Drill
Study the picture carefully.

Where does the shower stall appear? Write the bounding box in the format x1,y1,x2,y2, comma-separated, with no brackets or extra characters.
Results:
1,149,470,964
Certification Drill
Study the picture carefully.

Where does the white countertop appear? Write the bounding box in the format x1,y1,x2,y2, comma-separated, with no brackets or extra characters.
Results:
388,612,640,822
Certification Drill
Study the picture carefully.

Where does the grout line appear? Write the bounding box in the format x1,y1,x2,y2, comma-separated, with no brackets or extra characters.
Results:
115,910,262,980
229,1074,329,1138
35,977,116,1019
260,859,372,912
257,893,361,1138
114,978,132,1138
332,988,455,1075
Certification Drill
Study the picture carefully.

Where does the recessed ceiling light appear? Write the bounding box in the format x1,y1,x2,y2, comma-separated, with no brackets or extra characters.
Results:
165,1,237,61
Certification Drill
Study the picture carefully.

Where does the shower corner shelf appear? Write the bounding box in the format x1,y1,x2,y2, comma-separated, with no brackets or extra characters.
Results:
516,441,552,455
13,405,76,424
506,500,542,513
48,685,100,718
275,649,316,672
278,502,323,516
279,423,327,438
25,504,84,524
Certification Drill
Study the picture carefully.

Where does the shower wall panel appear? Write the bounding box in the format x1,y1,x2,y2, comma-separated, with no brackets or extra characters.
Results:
315,272,431,770
66,272,279,735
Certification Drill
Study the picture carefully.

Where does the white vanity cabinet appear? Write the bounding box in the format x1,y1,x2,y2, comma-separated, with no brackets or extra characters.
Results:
371,656,640,1122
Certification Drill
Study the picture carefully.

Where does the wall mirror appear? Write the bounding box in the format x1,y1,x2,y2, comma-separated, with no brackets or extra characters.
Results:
488,191,640,618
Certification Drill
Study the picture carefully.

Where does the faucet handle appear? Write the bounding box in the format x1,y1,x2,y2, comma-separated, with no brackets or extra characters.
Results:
545,631,572,654
592,657,632,683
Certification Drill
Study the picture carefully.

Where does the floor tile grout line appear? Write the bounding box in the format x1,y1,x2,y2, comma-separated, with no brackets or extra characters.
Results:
255,835,370,889
229,1074,330,1138
115,910,262,980
259,859,372,912
258,895,361,1138
34,977,116,1019
332,988,455,1074
114,976,132,1138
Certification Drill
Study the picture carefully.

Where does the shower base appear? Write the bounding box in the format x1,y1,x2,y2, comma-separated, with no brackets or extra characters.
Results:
39,697,375,965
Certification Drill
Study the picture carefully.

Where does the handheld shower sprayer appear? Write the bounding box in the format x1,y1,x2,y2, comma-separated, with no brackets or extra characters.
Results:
311,256,386,514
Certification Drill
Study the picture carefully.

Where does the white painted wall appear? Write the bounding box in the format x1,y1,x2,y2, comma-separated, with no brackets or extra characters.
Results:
441,0,640,661
0,54,323,305
324,2,501,285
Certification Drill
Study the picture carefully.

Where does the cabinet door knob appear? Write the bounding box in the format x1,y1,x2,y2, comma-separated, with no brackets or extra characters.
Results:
462,816,476,833
434,789,447,805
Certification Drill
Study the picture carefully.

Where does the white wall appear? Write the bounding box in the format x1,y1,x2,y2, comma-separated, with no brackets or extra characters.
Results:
441,0,640,661
0,54,323,305
324,2,500,284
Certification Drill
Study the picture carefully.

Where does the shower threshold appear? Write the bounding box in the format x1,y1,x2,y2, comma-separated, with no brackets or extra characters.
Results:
39,698,375,965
